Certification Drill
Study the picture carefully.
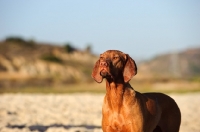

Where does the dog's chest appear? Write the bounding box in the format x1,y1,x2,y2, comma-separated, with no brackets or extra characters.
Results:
103,111,132,131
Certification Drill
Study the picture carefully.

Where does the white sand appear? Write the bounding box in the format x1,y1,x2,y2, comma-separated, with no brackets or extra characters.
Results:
0,92,200,132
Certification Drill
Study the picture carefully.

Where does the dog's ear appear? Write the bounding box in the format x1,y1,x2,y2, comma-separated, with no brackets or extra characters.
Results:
123,54,137,83
91,60,103,83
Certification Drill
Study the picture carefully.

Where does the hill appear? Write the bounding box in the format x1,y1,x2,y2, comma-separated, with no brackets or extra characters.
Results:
0,37,97,88
137,47,200,80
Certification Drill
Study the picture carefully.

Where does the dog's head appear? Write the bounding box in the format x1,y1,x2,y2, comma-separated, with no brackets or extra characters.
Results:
91,50,137,83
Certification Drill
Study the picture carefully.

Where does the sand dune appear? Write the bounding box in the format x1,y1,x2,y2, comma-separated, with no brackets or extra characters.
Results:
0,93,200,132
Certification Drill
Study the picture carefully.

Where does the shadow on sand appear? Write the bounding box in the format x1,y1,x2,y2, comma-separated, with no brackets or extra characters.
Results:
7,124,101,132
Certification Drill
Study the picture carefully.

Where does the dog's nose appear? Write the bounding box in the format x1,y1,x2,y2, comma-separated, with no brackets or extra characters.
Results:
100,61,107,67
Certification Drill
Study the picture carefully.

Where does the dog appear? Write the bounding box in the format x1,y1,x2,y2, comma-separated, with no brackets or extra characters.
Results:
91,50,181,132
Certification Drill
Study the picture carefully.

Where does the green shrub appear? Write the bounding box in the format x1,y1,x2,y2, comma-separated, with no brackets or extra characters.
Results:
5,36,35,47
41,55,62,63
5,37,26,43
64,43,75,53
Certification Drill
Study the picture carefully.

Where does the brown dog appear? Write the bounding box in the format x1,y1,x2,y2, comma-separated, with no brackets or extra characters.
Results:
92,50,181,132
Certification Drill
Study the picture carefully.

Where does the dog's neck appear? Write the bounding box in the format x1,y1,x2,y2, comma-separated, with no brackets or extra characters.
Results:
105,79,135,113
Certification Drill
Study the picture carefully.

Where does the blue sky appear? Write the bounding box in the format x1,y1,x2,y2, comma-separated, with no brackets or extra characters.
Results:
1,0,200,59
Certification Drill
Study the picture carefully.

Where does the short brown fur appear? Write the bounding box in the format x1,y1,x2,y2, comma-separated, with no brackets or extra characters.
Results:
92,50,181,132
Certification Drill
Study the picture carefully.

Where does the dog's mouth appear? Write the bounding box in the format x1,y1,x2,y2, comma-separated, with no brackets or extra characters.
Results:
100,69,111,78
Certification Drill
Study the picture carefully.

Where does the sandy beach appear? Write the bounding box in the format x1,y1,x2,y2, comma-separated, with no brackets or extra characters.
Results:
0,92,200,132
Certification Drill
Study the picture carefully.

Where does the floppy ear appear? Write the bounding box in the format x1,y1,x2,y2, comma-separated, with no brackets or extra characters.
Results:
91,60,103,83
123,54,137,83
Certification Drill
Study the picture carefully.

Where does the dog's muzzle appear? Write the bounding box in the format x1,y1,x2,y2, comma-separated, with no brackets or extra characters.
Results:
99,61,110,78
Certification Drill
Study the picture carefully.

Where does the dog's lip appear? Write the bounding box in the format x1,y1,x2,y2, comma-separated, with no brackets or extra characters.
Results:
100,67,107,72
100,69,110,77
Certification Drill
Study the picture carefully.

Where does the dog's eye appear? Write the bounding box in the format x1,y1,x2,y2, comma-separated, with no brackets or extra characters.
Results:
113,56,119,60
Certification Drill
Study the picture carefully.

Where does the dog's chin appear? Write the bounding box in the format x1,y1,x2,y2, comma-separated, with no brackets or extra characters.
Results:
100,71,110,78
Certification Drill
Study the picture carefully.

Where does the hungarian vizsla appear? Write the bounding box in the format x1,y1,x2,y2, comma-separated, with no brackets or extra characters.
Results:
91,50,181,132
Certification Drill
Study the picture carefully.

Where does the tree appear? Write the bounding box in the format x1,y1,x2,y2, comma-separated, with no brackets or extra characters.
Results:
64,42,75,53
